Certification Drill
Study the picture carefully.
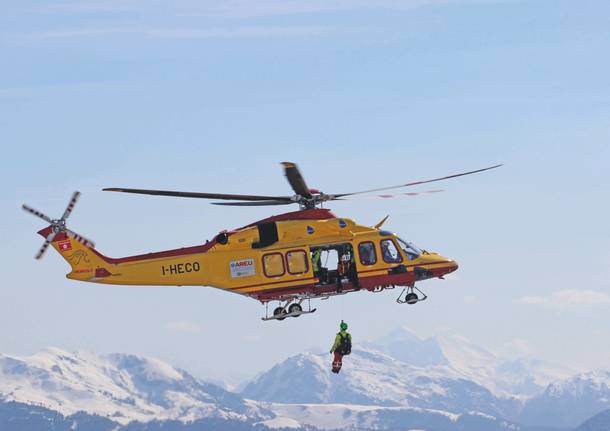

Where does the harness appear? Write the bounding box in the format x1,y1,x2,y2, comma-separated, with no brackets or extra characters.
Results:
337,332,352,355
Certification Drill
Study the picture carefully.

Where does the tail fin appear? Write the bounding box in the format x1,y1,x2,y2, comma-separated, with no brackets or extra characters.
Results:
38,227,109,281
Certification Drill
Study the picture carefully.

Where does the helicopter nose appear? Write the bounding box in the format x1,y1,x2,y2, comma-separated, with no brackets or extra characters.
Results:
440,259,459,277
433,256,458,278
419,253,459,279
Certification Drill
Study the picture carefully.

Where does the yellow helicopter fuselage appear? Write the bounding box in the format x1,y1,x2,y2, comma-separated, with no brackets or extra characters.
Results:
41,208,457,302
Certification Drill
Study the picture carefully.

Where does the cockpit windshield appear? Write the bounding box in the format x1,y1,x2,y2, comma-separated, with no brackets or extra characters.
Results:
397,237,422,261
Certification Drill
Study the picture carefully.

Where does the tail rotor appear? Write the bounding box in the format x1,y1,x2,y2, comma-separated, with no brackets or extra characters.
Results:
22,191,95,260
61,190,80,221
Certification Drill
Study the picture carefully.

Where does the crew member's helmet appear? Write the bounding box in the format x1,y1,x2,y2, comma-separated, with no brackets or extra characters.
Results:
340,321,348,331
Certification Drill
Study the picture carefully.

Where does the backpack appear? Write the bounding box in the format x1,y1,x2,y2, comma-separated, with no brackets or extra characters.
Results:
338,333,352,355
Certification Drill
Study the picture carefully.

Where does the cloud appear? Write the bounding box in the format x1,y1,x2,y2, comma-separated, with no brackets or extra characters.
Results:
147,26,327,39
8,0,510,44
8,25,328,42
166,320,201,333
26,0,482,18
517,289,610,310
176,0,451,18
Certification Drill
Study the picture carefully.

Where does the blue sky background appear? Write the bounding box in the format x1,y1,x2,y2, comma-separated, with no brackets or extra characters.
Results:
1,0,609,383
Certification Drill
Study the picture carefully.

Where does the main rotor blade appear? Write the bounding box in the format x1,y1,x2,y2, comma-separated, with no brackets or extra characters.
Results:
61,191,80,221
103,188,293,202
281,162,312,198
66,229,96,248
341,189,444,200
211,200,295,206
332,165,502,198
36,231,57,259
22,205,53,223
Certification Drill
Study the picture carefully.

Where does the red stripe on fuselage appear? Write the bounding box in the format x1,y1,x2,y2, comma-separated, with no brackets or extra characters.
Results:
89,242,218,264
38,226,219,264
247,264,458,301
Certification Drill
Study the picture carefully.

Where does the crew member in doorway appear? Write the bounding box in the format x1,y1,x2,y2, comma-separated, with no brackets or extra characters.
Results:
337,247,349,291
346,250,358,288
312,248,328,284
312,248,321,278
330,321,352,374
337,247,357,291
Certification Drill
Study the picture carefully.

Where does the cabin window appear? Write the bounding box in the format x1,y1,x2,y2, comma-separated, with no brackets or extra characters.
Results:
263,253,285,277
380,239,402,263
358,241,377,265
286,250,308,275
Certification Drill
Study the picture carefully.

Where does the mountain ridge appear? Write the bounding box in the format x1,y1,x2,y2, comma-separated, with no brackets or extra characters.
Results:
0,347,267,425
362,327,574,396
1,329,609,430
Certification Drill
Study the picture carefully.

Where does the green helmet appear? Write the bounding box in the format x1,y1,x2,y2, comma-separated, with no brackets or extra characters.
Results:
340,321,348,331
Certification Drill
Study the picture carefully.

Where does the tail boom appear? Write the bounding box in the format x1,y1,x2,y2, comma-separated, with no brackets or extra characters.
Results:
37,227,211,286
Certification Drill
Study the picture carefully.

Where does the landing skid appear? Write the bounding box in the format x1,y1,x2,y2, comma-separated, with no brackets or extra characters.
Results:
262,307,317,321
262,298,317,321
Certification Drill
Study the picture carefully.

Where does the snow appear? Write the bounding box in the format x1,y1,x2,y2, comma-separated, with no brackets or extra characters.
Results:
0,329,595,430
261,417,302,429
240,327,587,429
243,345,511,413
0,348,254,425
435,332,497,374
364,327,575,397
138,357,184,382
267,403,462,430
270,403,384,429
546,370,610,397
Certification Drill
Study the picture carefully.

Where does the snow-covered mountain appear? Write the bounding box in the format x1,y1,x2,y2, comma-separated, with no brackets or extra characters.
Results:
520,371,610,428
267,403,527,431
0,345,540,431
0,346,537,431
364,327,574,396
1,330,608,430
241,347,521,420
0,347,268,425
243,327,610,429
0,399,535,431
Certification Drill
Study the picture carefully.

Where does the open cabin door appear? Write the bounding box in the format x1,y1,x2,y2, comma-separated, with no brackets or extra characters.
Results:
310,242,358,290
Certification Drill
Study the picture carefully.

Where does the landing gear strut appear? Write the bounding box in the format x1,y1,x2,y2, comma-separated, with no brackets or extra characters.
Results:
396,285,427,305
262,298,317,321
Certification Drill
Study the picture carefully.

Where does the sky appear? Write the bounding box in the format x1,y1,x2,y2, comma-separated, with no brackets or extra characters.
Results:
1,0,609,384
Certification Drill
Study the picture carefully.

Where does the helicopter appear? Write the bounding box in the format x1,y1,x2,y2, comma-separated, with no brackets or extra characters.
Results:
23,162,501,321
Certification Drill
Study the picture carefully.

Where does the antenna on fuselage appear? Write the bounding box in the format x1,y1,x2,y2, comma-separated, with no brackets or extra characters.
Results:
374,215,390,229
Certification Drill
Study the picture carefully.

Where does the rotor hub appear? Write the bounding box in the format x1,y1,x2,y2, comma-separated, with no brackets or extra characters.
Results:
298,193,328,209
51,219,66,233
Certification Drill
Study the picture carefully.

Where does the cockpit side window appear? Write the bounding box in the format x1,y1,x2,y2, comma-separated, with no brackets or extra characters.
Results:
397,238,421,261
358,241,377,265
380,239,402,263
